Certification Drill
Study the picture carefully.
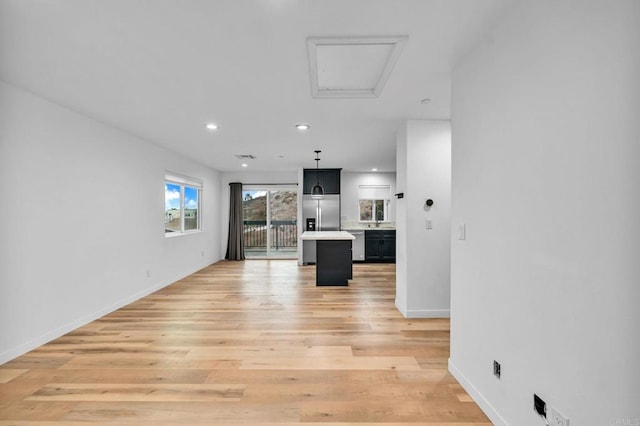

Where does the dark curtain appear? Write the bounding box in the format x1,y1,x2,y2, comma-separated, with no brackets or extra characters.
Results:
225,182,245,260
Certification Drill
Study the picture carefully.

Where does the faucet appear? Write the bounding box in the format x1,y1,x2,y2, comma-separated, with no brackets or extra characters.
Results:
375,220,380,228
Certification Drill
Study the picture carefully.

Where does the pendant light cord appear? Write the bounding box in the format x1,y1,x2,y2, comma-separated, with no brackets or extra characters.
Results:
311,150,324,198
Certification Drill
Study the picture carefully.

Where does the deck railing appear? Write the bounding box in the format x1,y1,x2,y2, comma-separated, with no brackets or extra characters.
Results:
243,220,297,250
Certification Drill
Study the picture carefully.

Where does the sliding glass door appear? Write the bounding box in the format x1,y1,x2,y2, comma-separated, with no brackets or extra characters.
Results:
242,185,297,258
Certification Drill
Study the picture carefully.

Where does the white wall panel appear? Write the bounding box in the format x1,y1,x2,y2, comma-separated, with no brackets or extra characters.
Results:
0,81,221,363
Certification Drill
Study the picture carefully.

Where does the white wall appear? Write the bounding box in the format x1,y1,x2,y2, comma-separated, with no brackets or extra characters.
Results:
395,124,408,312
395,120,451,318
449,0,640,424
0,81,221,363
340,172,396,224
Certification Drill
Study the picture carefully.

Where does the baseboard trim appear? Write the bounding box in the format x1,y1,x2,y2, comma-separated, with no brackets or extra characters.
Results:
395,300,450,318
0,263,212,365
406,309,450,318
448,358,508,425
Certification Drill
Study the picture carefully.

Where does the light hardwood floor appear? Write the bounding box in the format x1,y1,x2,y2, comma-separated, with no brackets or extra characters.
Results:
0,260,490,425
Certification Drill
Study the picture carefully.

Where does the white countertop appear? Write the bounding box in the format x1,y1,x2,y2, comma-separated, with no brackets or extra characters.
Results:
341,221,396,231
300,231,355,241
342,226,396,231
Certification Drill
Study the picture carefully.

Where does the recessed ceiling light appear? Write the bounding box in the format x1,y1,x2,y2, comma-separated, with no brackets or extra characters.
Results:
205,123,218,130
241,163,248,168
295,124,310,131
420,98,431,104
371,168,378,172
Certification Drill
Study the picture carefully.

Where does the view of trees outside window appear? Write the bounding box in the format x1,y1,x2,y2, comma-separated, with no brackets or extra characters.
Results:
242,190,297,257
359,199,386,221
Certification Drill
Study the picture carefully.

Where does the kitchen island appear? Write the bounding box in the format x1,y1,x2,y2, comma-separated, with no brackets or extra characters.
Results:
300,231,355,286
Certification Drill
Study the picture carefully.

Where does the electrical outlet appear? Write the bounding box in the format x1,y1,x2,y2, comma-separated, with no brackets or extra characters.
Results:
548,406,569,426
493,360,501,378
425,220,433,229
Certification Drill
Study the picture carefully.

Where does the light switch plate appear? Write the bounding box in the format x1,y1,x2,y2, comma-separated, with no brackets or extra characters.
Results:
458,224,466,240
548,406,569,426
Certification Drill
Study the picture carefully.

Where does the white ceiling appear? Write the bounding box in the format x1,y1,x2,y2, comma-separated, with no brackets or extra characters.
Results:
0,0,516,172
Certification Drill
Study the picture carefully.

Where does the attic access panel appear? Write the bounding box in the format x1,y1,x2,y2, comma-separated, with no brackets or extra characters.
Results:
307,36,408,98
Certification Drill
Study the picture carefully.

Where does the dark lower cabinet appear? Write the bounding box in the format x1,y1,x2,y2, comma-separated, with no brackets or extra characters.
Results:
365,230,396,263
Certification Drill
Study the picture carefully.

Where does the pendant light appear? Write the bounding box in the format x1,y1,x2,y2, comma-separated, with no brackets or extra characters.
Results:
311,150,324,199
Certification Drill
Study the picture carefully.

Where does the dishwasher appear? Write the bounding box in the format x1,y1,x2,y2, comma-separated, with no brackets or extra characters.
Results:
349,230,365,261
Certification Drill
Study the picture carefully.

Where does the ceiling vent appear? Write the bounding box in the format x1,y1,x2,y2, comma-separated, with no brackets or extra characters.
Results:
307,35,408,99
235,154,256,160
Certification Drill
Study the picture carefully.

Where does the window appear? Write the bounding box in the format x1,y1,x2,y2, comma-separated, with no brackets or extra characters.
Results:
359,199,387,222
358,184,390,222
165,172,202,235
242,186,298,258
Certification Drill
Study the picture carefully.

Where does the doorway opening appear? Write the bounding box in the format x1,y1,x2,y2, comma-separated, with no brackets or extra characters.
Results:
242,186,298,259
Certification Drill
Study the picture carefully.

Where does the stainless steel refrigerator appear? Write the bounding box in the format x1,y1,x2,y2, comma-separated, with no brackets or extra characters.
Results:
302,194,340,264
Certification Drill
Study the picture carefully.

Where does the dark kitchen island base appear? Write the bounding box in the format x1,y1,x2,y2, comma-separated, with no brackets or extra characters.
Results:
316,240,353,286
300,231,356,286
